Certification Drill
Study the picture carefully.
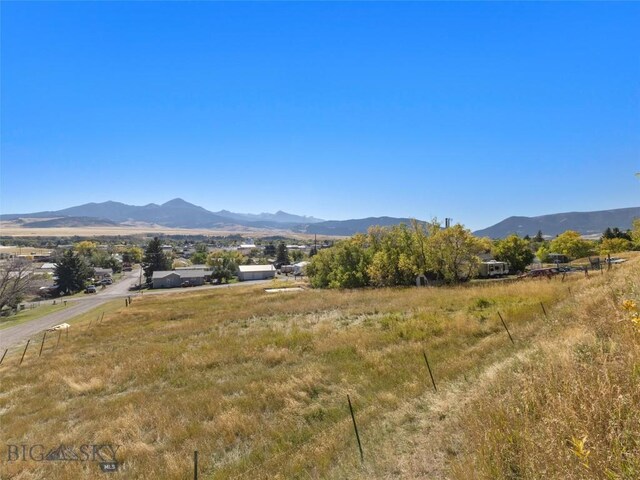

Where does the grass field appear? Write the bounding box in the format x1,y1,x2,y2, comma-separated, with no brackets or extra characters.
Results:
0,302,67,330
0,223,335,240
0,259,637,479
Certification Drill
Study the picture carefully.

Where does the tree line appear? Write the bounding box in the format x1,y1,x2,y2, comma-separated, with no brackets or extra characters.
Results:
307,221,491,288
306,220,640,289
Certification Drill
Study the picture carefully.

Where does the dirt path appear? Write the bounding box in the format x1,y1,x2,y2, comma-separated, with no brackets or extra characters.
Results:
365,350,534,479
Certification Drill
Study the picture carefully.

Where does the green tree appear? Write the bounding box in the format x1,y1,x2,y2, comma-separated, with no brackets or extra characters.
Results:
122,246,143,264
90,250,122,273
190,243,209,264
632,219,640,248
190,251,208,265
74,240,98,257
276,242,289,265
534,230,544,243
603,227,631,241
550,231,594,260
55,250,93,294
425,224,484,283
264,243,276,257
206,251,242,283
90,249,111,268
142,237,171,283
307,235,371,288
492,235,535,273
536,244,550,263
366,224,417,287
600,237,632,255
411,219,434,276
289,249,305,263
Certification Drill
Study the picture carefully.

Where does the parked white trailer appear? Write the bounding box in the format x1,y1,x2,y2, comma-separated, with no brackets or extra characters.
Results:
478,260,509,278
293,261,309,276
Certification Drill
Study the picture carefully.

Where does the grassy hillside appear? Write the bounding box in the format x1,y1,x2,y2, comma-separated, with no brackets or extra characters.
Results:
0,258,637,479
450,258,640,479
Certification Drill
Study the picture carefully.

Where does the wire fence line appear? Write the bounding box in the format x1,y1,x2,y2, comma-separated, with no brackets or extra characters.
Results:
0,281,574,479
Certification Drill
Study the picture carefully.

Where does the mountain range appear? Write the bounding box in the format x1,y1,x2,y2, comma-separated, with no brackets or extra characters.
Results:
2,199,638,237
472,207,640,238
1,199,324,230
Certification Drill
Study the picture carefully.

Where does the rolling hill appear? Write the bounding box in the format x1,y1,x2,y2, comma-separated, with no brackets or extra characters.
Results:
473,206,640,238
1,199,417,235
3,200,638,237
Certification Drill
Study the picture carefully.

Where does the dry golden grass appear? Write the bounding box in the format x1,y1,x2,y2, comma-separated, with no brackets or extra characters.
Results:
448,258,640,479
0,223,336,240
0,264,627,479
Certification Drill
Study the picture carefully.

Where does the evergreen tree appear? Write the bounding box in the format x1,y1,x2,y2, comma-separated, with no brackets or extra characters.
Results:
534,230,544,243
263,242,276,257
206,251,241,283
276,242,289,265
143,237,172,283
55,250,93,294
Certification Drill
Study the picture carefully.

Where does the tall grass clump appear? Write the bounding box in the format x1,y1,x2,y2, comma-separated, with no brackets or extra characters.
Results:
451,257,640,479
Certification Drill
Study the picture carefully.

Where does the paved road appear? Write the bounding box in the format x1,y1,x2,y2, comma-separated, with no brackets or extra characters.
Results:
0,268,270,351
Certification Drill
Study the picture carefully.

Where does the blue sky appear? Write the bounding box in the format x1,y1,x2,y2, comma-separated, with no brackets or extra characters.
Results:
1,1,639,230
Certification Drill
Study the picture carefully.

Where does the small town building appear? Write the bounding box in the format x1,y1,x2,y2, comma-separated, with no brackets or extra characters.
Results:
152,271,182,289
39,262,57,273
238,265,276,281
151,270,209,288
93,268,113,280
176,270,208,286
237,244,258,255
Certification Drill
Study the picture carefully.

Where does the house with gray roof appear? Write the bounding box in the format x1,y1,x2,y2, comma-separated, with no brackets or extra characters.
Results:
151,270,210,289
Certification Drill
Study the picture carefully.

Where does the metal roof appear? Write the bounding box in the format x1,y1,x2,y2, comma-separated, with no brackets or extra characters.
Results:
238,265,276,273
151,271,180,279
176,270,209,278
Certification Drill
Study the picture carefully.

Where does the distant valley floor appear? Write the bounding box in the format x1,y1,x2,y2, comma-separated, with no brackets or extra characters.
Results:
0,223,337,239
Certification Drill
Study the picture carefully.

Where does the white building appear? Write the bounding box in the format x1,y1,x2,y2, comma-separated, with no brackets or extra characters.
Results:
238,265,276,281
237,244,258,255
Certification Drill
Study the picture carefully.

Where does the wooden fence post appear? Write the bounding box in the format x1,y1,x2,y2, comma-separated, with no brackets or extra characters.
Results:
19,340,30,365
540,302,548,319
347,395,364,463
193,450,198,480
423,350,438,392
497,311,514,344
39,331,48,357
